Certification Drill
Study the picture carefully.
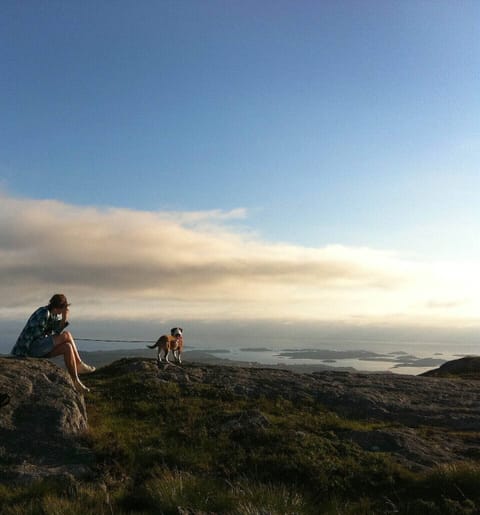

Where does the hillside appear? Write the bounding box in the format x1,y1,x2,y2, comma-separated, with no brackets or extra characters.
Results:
421,355,480,380
1,356,480,513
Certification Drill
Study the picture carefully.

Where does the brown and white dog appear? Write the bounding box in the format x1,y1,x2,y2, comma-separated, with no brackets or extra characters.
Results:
148,327,184,364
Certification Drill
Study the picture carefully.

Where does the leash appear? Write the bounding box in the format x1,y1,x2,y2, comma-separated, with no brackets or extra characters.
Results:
76,338,156,344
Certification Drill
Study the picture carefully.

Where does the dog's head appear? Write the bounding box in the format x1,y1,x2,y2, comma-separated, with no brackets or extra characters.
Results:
170,327,183,338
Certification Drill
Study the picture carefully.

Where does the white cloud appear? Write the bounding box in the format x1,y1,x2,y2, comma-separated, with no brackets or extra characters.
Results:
1,192,479,325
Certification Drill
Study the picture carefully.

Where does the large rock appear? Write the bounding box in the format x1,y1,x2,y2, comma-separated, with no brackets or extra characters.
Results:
0,357,92,483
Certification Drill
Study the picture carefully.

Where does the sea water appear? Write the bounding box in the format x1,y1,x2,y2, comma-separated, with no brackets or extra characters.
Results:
194,340,479,375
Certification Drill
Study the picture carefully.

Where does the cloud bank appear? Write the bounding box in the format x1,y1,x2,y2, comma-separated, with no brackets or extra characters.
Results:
1,192,479,325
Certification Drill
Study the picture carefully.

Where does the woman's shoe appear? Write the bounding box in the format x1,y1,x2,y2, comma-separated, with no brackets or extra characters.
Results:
78,362,96,374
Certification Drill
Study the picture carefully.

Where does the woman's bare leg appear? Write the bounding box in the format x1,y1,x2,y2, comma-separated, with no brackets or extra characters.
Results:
48,334,91,391
54,332,82,364
60,332,95,374
48,340,78,380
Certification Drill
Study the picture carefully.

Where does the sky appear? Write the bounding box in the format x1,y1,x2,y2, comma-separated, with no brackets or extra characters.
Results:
1,1,480,347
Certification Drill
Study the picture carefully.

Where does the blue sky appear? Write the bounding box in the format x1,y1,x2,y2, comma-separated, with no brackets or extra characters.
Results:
1,1,480,332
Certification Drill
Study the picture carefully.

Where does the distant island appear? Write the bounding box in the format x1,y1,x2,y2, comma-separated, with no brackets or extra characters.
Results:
276,348,447,369
240,347,272,352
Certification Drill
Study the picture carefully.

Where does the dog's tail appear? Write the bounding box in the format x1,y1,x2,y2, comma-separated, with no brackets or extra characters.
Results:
147,343,158,349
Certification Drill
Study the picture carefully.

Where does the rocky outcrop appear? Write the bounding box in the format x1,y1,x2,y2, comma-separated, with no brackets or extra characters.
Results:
123,360,480,430
103,358,480,471
0,357,92,483
421,355,480,379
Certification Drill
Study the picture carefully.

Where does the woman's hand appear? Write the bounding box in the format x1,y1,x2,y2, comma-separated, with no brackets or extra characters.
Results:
61,306,69,323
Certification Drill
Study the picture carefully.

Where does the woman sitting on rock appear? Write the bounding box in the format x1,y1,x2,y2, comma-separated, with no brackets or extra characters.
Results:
11,294,94,392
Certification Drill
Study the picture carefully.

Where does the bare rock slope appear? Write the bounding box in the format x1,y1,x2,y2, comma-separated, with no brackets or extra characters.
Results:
0,357,91,483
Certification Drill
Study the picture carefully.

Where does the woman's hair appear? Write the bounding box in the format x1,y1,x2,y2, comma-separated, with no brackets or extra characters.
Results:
48,294,70,310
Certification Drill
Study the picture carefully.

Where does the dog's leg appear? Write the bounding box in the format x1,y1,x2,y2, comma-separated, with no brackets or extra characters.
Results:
164,349,171,363
173,350,182,364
